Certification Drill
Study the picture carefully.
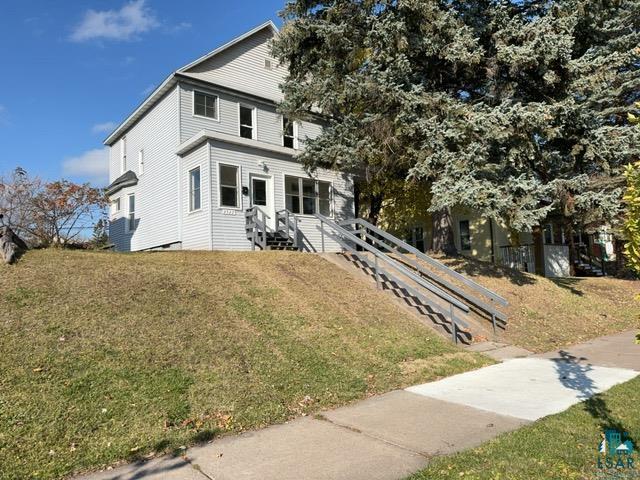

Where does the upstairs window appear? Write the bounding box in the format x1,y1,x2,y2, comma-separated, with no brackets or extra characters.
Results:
194,91,218,119
239,105,255,139
459,220,471,251
127,194,136,232
282,117,297,149
189,167,201,212
285,176,332,216
219,164,239,208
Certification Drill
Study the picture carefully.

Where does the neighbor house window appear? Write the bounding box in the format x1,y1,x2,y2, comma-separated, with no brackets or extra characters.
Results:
138,149,144,175
194,91,218,119
544,224,553,244
120,137,127,173
127,194,136,232
285,176,332,216
111,197,121,215
219,164,239,208
282,117,297,148
239,105,255,139
189,167,201,211
459,220,471,251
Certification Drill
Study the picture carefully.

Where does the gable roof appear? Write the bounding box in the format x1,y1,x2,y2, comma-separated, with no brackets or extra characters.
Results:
103,20,279,146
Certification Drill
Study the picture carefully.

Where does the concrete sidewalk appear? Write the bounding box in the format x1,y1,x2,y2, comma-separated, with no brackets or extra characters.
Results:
77,331,640,480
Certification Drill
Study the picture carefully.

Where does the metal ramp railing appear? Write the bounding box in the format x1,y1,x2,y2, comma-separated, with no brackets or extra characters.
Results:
316,215,509,338
315,214,472,343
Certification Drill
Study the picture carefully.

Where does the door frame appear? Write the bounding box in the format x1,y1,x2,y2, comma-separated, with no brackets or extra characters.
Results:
249,172,275,230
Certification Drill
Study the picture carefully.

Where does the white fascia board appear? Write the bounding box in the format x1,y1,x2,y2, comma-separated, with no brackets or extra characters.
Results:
177,20,279,73
176,129,296,157
104,74,177,145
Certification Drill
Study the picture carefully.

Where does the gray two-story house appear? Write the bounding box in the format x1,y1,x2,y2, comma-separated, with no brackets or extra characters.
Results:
105,21,354,252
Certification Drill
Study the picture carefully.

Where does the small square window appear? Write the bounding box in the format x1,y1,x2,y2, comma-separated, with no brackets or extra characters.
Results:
194,91,218,119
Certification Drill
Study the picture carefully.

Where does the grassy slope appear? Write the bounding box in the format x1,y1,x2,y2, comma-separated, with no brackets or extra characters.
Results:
0,249,490,479
433,255,639,352
409,376,640,480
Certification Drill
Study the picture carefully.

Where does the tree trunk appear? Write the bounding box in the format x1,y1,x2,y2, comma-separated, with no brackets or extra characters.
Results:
0,226,28,264
366,191,383,226
532,225,545,276
430,207,457,255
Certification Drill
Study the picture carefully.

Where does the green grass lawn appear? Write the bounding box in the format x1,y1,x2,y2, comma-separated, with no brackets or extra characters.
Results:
0,249,491,479
408,376,640,480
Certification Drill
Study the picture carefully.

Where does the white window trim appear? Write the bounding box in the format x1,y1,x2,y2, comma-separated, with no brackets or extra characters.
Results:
120,137,127,174
217,162,242,210
238,103,257,140
282,174,333,218
281,116,299,150
126,193,136,233
138,149,144,175
188,166,202,213
192,89,220,122
110,197,121,218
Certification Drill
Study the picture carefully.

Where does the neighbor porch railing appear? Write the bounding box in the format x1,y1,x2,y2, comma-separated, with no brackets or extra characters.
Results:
499,244,535,272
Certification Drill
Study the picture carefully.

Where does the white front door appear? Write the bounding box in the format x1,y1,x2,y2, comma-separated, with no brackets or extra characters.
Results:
250,174,275,230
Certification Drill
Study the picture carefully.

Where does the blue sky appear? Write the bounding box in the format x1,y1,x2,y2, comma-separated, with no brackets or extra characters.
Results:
0,0,284,187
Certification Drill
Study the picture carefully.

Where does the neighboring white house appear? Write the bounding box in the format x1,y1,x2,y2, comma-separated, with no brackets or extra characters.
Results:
105,21,354,252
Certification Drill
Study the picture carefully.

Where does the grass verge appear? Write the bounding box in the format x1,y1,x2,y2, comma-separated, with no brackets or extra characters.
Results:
408,376,640,480
0,249,491,479
432,255,639,352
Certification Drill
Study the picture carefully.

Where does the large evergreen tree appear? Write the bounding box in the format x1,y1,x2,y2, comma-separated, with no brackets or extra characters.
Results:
272,0,640,253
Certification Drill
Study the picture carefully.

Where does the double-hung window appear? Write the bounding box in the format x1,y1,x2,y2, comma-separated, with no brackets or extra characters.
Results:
219,164,239,208
282,117,297,148
239,105,255,139
459,220,471,251
127,194,136,232
285,176,332,216
189,167,201,211
194,91,218,119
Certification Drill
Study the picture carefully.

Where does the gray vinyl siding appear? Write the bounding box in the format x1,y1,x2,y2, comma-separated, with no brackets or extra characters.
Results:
108,86,180,251
208,140,353,252
180,143,211,250
179,81,322,148
182,27,284,102
109,142,121,183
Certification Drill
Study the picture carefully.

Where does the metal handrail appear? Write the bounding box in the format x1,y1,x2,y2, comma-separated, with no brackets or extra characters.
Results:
356,229,507,325
341,218,508,307
315,214,469,313
318,221,469,342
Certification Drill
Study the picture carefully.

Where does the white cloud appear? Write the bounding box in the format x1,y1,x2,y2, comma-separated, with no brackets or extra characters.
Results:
70,0,159,42
91,121,117,134
62,148,110,186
